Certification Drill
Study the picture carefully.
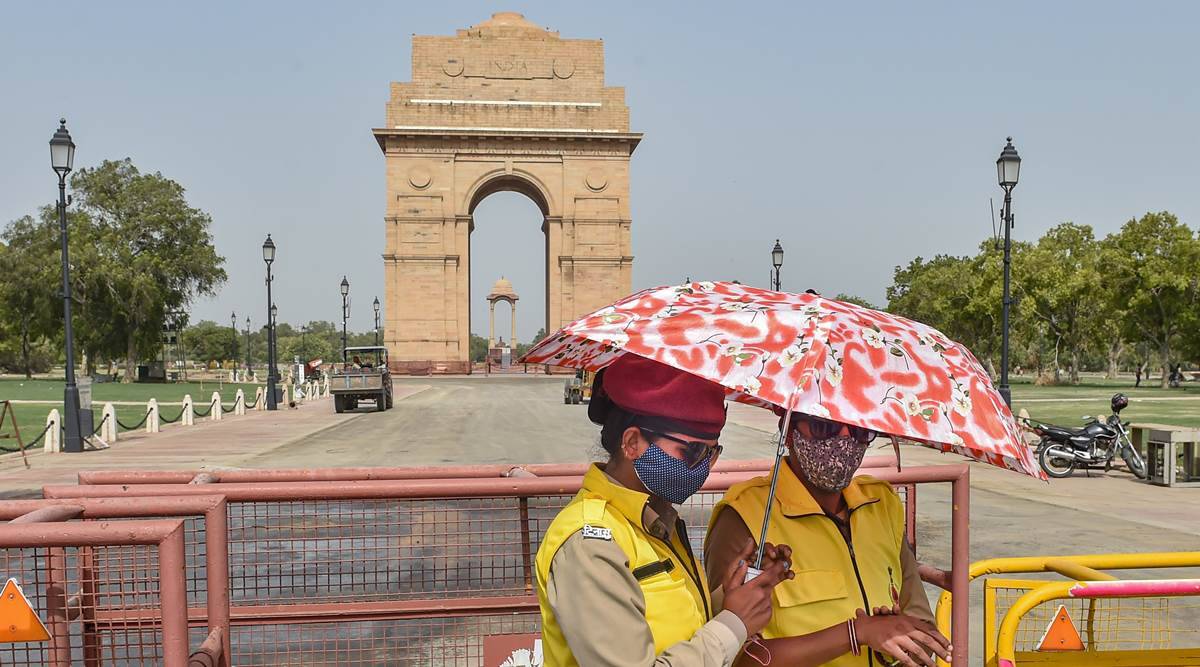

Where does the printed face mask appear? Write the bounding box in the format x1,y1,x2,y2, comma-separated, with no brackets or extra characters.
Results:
790,433,869,492
632,442,713,504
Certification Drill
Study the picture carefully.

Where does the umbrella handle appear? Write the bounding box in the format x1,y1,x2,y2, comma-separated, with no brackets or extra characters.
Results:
753,405,797,570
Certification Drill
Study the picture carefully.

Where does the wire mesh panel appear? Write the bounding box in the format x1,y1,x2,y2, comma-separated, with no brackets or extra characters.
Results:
230,612,542,666
994,584,1200,652
0,544,167,666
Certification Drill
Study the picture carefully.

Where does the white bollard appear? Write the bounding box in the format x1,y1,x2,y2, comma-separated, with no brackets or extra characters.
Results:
235,389,246,415
182,395,195,426
210,392,223,422
44,409,61,453
147,399,160,433
254,386,265,411
281,384,291,407
102,402,118,442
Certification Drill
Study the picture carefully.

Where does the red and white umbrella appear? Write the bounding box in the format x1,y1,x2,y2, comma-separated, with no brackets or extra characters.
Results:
521,281,1042,479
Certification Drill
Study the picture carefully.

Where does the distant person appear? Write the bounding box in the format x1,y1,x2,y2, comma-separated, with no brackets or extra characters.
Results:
1135,366,1142,387
351,355,363,369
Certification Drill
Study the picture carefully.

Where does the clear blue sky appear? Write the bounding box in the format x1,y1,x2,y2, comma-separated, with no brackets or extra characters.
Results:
3,1,1197,342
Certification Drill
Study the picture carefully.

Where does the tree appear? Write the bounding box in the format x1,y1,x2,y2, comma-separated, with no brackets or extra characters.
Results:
886,246,1017,377
833,293,878,310
1101,212,1200,388
1014,223,1105,383
0,216,60,377
182,320,238,364
69,159,226,382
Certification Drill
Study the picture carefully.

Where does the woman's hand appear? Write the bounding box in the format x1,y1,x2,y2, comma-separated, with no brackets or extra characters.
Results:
855,608,951,667
721,541,794,636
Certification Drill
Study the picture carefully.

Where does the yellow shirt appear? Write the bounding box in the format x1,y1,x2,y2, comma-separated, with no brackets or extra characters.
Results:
706,464,910,667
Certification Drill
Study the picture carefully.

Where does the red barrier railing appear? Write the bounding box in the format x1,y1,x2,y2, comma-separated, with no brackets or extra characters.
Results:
1,496,230,667
0,520,191,667
75,454,899,485
42,462,969,664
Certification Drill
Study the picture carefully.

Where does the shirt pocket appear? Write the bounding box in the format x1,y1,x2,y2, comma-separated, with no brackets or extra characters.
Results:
773,569,848,607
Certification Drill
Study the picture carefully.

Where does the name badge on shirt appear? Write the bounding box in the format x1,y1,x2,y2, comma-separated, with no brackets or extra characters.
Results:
581,524,613,541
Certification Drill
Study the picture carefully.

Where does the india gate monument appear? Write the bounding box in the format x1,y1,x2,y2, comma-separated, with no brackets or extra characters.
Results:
374,12,641,374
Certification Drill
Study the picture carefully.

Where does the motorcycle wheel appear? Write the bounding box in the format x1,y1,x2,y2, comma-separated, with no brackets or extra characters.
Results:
1039,446,1076,478
1122,448,1148,480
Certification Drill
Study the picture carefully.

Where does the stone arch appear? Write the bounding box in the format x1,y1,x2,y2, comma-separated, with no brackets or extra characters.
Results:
465,171,554,218
375,13,640,374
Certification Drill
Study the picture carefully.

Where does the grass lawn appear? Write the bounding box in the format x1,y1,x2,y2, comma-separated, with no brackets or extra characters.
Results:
1009,375,1200,430
0,378,263,451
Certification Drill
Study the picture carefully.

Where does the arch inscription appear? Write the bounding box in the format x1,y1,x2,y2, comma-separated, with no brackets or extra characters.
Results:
374,13,640,374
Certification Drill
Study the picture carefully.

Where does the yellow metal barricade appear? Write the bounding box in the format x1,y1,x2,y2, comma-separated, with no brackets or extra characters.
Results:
934,552,1200,667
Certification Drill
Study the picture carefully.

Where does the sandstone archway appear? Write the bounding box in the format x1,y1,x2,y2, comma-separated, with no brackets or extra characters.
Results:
374,12,640,374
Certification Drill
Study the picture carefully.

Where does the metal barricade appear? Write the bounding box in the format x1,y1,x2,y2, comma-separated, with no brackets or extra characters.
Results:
934,552,1200,667
996,578,1200,666
0,497,230,667
0,519,190,666
45,463,969,665
73,455,899,486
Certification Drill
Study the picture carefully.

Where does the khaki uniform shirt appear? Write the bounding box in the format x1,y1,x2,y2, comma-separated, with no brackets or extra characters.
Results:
544,475,748,666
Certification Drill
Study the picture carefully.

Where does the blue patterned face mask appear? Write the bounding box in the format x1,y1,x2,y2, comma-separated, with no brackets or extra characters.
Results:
632,442,713,504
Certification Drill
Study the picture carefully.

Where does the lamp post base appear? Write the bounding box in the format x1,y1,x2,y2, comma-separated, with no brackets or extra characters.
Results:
62,385,83,453
998,385,1012,410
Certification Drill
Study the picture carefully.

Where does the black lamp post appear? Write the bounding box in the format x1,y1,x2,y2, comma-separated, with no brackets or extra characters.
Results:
50,119,83,453
244,316,251,377
301,324,308,362
771,239,784,291
996,137,1021,408
263,235,278,410
340,277,350,363
373,296,381,346
231,311,238,375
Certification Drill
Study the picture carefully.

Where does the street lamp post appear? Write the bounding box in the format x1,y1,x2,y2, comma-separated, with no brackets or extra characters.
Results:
340,277,350,363
231,311,238,379
50,119,82,453
771,239,784,291
262,235,278,411
373,297,381,347
271,303,279,387
996,137,1021,408
244,316,251,378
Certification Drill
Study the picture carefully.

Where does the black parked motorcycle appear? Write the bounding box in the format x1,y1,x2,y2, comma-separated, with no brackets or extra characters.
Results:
1032,393,1148,479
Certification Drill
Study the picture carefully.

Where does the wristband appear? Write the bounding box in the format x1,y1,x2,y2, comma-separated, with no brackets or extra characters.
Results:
847,619,861,656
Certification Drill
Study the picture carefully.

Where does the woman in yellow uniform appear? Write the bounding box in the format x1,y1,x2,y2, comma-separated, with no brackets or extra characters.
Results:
704,412,951,667
536,355,793,666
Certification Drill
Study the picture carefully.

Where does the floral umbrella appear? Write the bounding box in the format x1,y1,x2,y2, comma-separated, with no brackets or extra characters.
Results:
521,281,1043,480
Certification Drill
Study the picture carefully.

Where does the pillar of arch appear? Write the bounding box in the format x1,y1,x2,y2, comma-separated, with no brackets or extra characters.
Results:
375,12,640,374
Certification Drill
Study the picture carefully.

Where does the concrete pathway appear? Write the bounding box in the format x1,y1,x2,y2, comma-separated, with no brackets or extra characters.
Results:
0,385,430,497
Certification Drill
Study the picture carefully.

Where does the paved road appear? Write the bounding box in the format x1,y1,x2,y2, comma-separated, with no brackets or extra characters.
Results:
259,375,1200,661
245,376,782,467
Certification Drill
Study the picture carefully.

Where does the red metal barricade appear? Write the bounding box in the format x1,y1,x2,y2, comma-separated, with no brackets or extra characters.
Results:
0,519,191,667
0,497,230,667
43,463,970,665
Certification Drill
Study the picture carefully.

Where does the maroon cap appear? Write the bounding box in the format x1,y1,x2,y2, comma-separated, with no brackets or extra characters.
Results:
594,355,727,439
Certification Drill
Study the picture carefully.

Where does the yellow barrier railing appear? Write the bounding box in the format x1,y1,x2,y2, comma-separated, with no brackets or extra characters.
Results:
933,551,1200,667
996,578,1200,666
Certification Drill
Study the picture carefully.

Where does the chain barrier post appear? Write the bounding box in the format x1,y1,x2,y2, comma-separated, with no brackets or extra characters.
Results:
148,398,160,433
235,389,246,415
182,394,195,426
254,386,265,411
101,402,117,442
211,392,223,422
44,408,61,452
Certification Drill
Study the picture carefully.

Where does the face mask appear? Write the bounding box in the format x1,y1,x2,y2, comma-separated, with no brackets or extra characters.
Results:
790,433,869,492
632,442,713,504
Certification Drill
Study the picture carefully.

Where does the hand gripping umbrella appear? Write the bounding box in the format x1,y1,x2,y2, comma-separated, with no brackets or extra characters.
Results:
521,282,1044,567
